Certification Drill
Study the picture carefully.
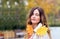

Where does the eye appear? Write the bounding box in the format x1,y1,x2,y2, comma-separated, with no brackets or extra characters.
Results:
35,13,39,16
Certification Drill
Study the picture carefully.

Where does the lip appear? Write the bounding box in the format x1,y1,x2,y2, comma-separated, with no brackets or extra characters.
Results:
31,19,36,21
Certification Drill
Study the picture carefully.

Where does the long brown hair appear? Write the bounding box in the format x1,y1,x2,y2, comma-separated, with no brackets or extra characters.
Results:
27,7,51,39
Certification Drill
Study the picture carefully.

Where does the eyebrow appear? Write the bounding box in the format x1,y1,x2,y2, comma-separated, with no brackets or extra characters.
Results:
35,13,39,15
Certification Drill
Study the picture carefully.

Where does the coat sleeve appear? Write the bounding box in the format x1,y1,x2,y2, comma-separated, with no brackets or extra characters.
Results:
29,33,50,39
39,33,50,39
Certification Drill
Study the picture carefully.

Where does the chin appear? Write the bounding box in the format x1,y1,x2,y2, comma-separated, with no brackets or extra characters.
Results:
32,22,37,24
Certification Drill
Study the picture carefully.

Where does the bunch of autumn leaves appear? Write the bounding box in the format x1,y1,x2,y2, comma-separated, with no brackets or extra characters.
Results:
26,23,48,36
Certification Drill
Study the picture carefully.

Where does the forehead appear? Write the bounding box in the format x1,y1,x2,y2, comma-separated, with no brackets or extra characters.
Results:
33,9,39,14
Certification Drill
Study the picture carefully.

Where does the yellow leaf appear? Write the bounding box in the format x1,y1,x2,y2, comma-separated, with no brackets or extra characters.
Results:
36,26,48,36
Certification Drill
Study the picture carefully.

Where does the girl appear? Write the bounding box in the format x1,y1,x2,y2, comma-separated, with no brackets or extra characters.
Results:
26,7,51,39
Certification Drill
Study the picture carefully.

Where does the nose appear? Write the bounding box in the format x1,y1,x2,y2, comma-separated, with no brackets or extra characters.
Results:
32,15,35,18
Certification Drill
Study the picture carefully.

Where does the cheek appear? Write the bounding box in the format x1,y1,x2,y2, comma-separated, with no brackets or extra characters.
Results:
36,16,40,22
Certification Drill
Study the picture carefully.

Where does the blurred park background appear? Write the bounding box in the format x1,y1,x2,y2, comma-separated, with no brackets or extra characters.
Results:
0,0,60,39
0,0,60,30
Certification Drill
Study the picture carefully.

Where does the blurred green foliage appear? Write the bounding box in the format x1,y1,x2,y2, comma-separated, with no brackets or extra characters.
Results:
0,0,27,30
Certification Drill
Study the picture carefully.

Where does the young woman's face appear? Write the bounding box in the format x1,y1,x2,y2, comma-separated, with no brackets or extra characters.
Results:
31,9,40,24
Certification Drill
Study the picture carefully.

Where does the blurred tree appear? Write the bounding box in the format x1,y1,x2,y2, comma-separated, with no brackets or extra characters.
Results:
25,0,36,10
26,0,54,14
0,0,27,30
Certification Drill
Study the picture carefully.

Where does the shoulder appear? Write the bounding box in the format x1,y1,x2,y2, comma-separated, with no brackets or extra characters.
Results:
39,33,50,39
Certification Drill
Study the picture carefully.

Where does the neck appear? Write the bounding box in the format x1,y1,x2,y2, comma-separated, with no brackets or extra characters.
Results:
32,23,38,29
